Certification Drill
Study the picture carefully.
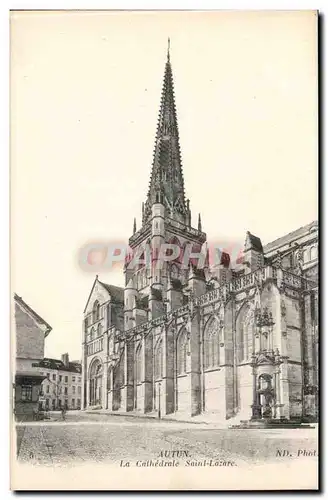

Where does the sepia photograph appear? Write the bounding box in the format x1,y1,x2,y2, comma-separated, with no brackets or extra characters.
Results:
10,10,318,490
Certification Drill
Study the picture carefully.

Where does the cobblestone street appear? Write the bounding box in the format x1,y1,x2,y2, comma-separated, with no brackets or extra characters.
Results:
16,411,319,468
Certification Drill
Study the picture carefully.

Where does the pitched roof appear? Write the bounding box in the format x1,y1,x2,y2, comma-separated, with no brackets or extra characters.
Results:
36,357,82,374
14,294,52,337
83,277,125,313
264,220,318,253
98,282,124,304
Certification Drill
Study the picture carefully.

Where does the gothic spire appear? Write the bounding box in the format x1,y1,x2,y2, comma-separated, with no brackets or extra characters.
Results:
143,41,187,224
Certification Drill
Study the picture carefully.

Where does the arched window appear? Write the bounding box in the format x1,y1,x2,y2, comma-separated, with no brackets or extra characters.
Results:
154,340,163,380
135,344,142,383
171,263,179,279
303,248,310,263
204,318,220,369
177,329,188,375
93,300,100,322
310,246,318,261
88,358,103,406
97,323,102,337
90,327,95,341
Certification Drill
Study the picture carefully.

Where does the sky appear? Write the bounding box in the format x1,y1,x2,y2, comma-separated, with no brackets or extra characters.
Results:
11,10,318,360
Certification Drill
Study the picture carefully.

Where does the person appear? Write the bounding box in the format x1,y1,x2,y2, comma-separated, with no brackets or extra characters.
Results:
61,407,66,421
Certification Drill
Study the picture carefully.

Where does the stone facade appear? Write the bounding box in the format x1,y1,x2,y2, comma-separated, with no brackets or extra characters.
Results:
82,46,319,422
14,294,52,421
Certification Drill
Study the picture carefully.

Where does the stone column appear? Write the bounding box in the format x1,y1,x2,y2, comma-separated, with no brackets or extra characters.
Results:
107,366,113,410
162,324,175,415
200,312,205,413
121,342,134,411
81,342,88,410
251,357,261,419
189,306,201,417
303,292,316,420
103,359,108,409
274,366,282,419
280,357,290,419
143,332,153,413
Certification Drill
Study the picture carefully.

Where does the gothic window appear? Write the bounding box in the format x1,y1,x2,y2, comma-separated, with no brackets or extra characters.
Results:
154,340,163,380
303,248,310,263
177,329,188,375
97,324,102,337
261,330,269,351
90,327,95,341
204,318,220,369
135,344,142,383
92,301,100,322
171,264,179,279
310,246,318,261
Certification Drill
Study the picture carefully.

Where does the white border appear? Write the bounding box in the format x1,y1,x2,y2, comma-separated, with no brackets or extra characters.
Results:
2,2,325,499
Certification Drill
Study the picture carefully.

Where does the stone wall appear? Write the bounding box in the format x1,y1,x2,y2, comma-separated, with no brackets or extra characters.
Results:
15,304,45,360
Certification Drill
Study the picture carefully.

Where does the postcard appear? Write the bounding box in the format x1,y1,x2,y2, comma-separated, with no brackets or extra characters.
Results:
10,10,318,491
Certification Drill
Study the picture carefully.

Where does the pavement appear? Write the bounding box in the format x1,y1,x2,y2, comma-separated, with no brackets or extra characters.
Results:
15,410,319,468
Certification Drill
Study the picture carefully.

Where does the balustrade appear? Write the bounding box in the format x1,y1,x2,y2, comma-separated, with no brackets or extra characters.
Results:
119,265,314,341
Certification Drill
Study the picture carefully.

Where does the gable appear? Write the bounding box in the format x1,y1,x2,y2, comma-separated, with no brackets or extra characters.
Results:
84,278,112,315
14,294,52,337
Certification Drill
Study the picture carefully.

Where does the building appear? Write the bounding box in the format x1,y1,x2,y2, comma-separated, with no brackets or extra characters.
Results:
37,354,82,410
14,294,52,421
82,45,318,422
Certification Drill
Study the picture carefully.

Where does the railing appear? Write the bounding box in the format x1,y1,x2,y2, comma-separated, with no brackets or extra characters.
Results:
282,269,302,289
166,218,206,241
117,265,316,340
282,269,317,290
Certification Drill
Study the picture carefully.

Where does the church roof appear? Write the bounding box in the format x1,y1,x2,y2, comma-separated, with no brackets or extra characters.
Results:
36,358,82,374
83,277,124,313
264,220,318,254
98,281,124,304
143,40,188,223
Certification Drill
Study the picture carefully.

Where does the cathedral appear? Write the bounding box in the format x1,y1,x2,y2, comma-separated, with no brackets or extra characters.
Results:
82,45,318,423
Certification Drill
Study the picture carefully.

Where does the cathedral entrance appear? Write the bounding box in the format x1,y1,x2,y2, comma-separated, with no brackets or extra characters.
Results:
89,358,103,407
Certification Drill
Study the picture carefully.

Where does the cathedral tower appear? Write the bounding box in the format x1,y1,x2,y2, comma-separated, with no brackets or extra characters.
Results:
124,41,207,326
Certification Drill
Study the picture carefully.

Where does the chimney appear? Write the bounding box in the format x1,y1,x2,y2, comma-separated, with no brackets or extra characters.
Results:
61,353,69,368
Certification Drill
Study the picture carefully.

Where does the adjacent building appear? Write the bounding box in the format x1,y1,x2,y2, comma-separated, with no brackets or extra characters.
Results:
14,294,52,421
37,354,82,410
82,46,319,422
